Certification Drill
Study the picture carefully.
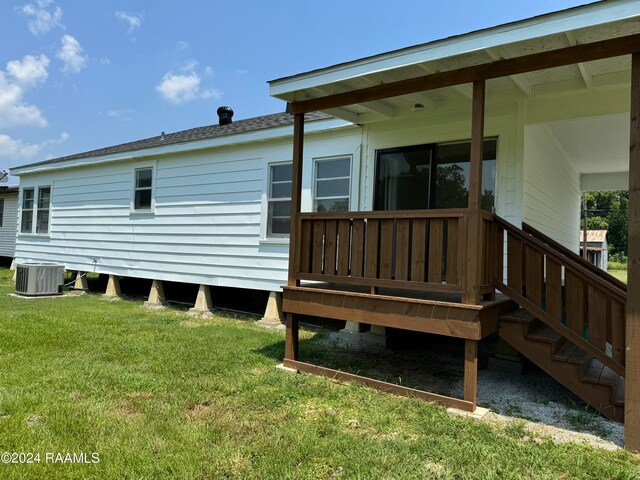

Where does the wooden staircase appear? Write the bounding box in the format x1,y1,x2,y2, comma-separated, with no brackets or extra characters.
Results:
488,218,628,423
499,308,624,422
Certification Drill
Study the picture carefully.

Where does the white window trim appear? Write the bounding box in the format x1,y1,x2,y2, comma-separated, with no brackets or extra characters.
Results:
130,160,157,215
19,185,51,236
312,155,353,212
260,160,292,245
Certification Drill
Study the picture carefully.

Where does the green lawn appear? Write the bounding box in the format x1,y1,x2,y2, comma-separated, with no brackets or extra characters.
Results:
608,269,628,284
0,268,638,479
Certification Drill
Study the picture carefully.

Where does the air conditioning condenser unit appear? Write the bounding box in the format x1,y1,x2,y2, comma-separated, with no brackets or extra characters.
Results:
15,263,65,296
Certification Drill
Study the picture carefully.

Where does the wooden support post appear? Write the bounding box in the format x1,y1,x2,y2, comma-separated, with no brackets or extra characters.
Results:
144,280,166,309
464,339,478,410
287,113,304,288
625,52,640,452
188,284,213,315
285,313,299,361
463,80,485,305
257,291,284,328
74,271,88,291
102,275,122,300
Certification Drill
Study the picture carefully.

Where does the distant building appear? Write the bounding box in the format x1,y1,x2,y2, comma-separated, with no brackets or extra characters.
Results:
0,186,18,260
579,230,608,270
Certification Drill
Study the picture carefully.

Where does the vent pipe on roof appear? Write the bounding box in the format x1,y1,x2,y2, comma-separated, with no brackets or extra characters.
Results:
217,106,233,125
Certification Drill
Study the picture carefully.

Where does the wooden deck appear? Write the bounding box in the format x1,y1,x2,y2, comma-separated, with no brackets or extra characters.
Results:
283,283,516,340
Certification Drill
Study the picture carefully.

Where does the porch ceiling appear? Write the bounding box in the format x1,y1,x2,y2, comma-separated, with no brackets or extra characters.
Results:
546,113,630,174
269,1,640,123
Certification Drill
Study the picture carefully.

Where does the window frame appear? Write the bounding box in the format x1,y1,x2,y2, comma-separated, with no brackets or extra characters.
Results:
130,161,157,214
312,155,352,213
266,161,293,239
20,186,51,235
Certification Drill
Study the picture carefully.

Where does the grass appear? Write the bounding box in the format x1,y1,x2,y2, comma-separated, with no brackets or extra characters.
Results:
0,268,639,479
608,268,628,284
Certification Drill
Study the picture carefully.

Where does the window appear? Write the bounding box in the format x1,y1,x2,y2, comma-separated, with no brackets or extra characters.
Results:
134,167,153,211
21,188,34,233
314,157,351,212
267,163,292,237
36,187,51,234
375,139,497,212
0,198,4,228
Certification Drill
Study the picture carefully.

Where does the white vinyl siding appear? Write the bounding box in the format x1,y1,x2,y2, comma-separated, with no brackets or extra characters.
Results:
523,125,581,252
14,128,363,291
0,192,18,257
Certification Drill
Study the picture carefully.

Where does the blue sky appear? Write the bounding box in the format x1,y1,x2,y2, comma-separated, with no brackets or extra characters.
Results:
0,0,589,183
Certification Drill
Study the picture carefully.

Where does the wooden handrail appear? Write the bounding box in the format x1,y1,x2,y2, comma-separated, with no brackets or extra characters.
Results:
493,214,626,376
494,215,627,303
300,208,466,221
522,221,627,292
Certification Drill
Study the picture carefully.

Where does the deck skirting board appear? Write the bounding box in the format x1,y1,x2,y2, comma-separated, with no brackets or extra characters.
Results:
283,359,475,412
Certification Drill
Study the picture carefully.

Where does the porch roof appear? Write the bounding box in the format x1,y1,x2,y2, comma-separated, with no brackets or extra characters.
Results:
268,0,640,123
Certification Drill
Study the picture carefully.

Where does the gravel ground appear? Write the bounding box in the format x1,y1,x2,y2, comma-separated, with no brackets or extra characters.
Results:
315,329,624,449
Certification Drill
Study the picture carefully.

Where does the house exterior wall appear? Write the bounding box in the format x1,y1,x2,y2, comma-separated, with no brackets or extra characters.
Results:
523,124,581,252
0,191,18,258
14,127,363,291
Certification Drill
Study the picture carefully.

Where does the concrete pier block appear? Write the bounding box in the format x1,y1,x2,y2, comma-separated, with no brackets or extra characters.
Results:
257,291,284,328
144,280,167,309
102,275,123,300
188,284,213,315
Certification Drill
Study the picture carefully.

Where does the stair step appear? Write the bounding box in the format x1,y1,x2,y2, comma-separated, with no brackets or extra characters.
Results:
527,324,562,344
499,308,536,324
553,342,590,365
614,377,625,406
582,358,619,387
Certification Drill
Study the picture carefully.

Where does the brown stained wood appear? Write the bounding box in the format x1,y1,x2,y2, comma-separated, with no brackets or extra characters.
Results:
379,219,394,279
395,219,410,281
311,221,325,274
299,220,312,274
337,220,351,277
446,218,460,285
626,51,640,452
546,258,563,321
565,270,585,336
287,113,304,286
324,221,338,276
288,33,640,114
524,245,543,307
496,216,626,303
299,208,466,221
523,222,627,292
412,219,427,282
428,218,444,283
282,359,475,412
284,313,299,360
463,80,485,305
587,284,608,351
365,219,380,278
350,219,365,277
611,299,626,365
464,340,478,408
507,234,523,294
296,273,461,294
495,225,504,284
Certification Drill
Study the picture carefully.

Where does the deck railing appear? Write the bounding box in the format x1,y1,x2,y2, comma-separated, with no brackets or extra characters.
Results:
296,209,470,294
494,215,627,376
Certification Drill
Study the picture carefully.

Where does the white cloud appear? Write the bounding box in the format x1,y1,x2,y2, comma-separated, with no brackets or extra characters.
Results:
106,108,135,121
99,57,111,65
201,88,223,100
6,54,50,86
57,34,87,73
0,132,69,162
156,62,222,105
0,54,50,128
204,66,213,76
115,11,143,35
156,73,200,104
20,0,64,36
175,40,189,51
